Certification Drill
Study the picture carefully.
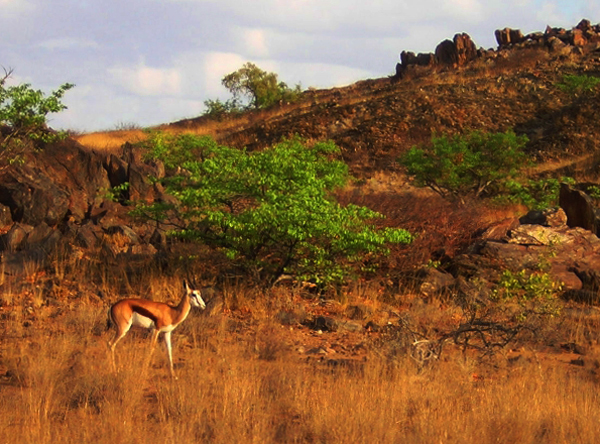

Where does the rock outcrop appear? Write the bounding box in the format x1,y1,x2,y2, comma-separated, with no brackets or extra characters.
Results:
559,183,600,236
433,33,478,66
0,138,116,225
0,136,166,275
495,28,525,47
412,186,600,305
396,33,478,77
394,19,600,80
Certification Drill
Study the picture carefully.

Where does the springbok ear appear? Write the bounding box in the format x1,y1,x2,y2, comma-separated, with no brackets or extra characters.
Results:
183,280,189,291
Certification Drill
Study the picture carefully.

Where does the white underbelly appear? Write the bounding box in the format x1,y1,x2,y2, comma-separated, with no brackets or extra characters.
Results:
159,323,176,333
131,312,155,329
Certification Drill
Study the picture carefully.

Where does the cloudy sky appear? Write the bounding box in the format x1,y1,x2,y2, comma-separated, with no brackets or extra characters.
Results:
1,0,597,132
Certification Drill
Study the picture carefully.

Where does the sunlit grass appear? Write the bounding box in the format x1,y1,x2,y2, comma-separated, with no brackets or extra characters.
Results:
0,249,599,444
2,304,600,444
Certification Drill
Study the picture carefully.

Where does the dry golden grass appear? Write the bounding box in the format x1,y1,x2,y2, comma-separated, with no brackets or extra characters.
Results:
1,251,600,444
73,118,258,154
2,303,600,444
74,129,149,153
73,102,312,154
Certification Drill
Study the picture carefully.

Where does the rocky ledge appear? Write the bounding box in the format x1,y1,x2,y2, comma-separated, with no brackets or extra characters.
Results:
395,19,600,78
417,186,600,305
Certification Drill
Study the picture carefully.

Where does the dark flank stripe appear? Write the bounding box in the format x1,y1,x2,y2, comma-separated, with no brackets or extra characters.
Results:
132,304,159,323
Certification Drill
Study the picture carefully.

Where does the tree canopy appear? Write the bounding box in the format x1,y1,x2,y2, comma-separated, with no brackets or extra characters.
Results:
204,63,301,116
0,68,74,166
401,130,529,200
139,133,412,285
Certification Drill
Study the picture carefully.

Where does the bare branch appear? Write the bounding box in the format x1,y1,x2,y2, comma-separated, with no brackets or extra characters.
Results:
0,66,13,85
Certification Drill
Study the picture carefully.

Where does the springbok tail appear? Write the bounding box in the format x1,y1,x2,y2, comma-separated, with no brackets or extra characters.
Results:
106,307,113,331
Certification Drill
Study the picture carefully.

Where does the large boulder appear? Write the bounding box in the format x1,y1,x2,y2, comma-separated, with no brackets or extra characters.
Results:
435,33,477,67
576,19,592,32
416,53,436,66
571,29,587,47
495,28,524,47
0,223,33,252
559,183,599,236
400,50,417,66
0,166,71,226
519,208,568,228
400,50,436,68
449,215,600,303
454,33,478,65
416,267,455,297
0,138,111,226
435,39,458,66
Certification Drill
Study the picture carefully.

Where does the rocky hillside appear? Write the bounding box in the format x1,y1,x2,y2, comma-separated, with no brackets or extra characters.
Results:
3,19,600,295
167,19,600,177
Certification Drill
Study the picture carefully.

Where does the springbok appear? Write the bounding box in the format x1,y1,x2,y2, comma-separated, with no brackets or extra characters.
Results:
108,280,206,378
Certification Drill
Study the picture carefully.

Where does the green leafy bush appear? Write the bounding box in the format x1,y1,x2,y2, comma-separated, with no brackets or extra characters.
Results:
139,133,413,285
586,185,600,200
0,69,74,166
401,130,529,200
491,269,562,319
557,74,600,95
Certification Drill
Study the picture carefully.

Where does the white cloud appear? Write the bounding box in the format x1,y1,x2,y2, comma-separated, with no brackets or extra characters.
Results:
108,63,182,96
442,0,485,21
0,0,35,40
584,0,600,16
241,28,270,58
536,2,564,24
163,0,492,34
37,37,100,51
52,83,205,131
202,52,246,96
278,61,373,89
0,0,32,11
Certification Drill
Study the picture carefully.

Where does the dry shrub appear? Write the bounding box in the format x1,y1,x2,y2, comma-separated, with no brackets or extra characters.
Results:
338,189,501,273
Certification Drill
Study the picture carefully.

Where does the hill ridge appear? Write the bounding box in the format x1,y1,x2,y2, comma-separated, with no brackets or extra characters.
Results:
77,19,600,179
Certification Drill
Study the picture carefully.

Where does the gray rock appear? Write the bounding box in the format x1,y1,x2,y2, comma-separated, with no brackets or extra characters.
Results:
416,267,455,297
0,223,33,252
507,224,570,246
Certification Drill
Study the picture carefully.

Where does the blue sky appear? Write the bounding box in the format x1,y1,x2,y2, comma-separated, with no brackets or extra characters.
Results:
0,0,597,132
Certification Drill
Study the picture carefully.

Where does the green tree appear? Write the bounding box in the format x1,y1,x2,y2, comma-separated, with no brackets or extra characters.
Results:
221,62,301,110
0,68,74,166
401,130,529,200
139,133,412,285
